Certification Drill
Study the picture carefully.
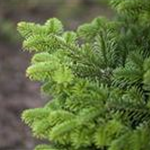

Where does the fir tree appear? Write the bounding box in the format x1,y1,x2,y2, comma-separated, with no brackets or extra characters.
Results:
18,0,150,150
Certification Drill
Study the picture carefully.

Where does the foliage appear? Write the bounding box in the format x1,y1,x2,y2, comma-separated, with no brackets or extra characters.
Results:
0,19,20,44
18,0,150,150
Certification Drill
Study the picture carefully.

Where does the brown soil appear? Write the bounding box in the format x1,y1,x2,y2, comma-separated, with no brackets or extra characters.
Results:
0,42,47,150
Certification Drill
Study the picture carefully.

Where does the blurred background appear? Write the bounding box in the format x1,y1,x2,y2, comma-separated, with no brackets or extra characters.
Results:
0,0,112,150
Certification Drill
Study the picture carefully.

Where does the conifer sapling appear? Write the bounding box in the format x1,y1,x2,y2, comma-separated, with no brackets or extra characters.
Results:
18,0,150,150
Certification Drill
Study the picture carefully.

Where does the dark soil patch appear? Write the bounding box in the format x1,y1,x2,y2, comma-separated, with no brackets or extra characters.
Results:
0,42,47,150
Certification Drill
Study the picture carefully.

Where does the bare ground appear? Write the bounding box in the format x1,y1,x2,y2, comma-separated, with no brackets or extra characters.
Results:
0,42,46,150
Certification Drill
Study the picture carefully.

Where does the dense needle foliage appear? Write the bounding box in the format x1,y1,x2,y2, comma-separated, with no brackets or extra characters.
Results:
18,0,150,150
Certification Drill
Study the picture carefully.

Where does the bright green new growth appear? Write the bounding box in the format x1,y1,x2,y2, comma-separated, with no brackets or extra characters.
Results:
18,0,150,150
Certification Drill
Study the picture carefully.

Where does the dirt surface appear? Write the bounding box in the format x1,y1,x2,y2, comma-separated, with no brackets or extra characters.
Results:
0,42,47,150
